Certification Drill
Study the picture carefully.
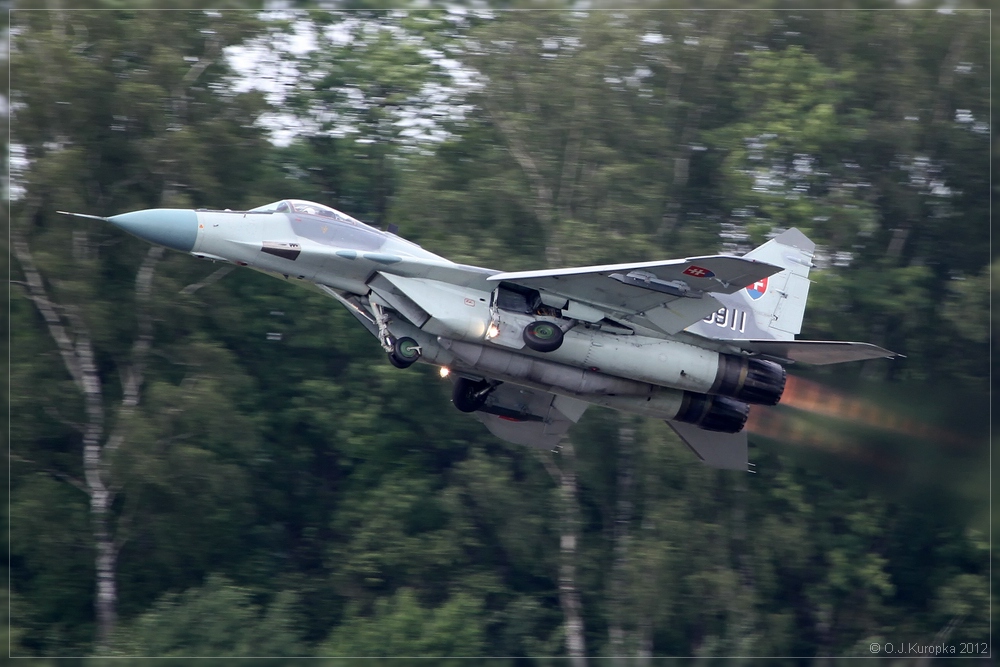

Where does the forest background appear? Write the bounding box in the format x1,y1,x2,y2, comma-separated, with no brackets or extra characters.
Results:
6,0,993,663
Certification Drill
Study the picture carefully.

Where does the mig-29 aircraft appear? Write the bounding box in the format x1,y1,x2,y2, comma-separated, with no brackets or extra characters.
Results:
60,200,896,471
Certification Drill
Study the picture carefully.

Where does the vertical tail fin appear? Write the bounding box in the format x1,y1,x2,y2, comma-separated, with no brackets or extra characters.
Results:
687,228,816,342
738,228,815,340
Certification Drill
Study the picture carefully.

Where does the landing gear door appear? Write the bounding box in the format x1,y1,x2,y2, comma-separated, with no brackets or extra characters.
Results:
488,286,528,350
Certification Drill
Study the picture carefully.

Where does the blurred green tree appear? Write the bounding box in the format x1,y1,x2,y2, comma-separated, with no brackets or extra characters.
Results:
320,588,484,657
10,8,273,653
111,575,304,657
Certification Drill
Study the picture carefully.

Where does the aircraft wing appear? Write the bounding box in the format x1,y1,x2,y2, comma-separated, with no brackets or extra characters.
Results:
487,255,783,335
712,339,899,365
471,382,589,449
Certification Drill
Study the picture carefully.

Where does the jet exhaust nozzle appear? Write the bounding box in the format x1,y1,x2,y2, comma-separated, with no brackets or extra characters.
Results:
711,355,786,406
675,393,749,434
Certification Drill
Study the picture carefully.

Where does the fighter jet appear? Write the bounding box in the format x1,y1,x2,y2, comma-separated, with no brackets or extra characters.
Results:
59,200,896,470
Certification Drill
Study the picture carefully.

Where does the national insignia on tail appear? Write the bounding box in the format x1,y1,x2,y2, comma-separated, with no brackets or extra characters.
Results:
746,277,768,300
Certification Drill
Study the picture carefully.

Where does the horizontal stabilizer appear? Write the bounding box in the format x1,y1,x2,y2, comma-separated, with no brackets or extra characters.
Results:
667,421,749,471
717,339,898,365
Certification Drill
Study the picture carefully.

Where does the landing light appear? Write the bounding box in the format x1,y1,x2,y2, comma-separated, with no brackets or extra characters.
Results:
485,324,500,340
439,367,451,378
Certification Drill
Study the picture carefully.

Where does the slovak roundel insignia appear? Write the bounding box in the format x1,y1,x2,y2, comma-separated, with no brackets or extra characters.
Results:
682,265,715,278
746,277,768,300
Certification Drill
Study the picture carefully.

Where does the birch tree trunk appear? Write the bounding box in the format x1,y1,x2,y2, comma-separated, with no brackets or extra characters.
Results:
13,229,163,652
542,441,586,665
730,470,756,655
487,45,589,663
608,418,636,663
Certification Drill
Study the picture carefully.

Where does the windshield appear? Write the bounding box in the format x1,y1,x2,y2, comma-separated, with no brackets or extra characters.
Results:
248,200,288,213
249,199,374,229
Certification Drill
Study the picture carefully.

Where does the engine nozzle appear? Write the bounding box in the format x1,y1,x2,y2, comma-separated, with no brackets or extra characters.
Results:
675,393,749,434
711,356,786,406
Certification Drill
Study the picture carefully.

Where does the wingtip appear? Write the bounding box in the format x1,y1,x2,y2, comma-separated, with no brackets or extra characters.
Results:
877,344,903,359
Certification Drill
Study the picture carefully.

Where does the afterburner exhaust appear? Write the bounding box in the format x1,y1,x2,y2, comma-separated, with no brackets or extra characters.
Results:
675,393,750,434
711,356,786,406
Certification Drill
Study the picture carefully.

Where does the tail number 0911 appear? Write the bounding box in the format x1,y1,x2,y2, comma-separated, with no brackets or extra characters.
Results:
703,307,747,333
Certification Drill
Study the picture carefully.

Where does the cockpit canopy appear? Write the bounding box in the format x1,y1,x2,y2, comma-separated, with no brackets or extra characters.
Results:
249,199,374,230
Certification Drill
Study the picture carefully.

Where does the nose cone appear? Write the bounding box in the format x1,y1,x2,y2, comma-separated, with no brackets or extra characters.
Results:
108,209,198,252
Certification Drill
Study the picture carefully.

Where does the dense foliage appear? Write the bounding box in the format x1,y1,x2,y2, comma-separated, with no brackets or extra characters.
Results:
9,6,990,661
